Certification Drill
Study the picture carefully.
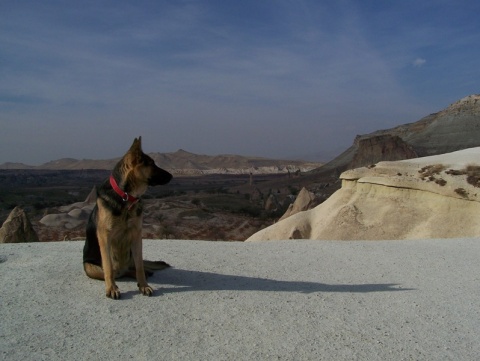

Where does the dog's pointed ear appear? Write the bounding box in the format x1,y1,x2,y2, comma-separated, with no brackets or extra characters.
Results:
129,137,143,152
128,137,143,164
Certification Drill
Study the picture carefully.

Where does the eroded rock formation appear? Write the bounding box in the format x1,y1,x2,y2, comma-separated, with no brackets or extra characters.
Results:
247,147,480,241
0,207,39,243
279,187,320,221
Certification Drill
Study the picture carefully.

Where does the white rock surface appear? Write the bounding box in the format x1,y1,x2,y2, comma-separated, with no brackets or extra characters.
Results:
40,203,94,229
247,147,480,241
1,239,480,360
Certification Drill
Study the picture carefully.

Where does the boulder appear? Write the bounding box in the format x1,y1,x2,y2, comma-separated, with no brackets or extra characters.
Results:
0,207,39,243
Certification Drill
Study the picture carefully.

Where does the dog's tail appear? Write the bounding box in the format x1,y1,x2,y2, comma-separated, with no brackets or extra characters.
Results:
143,260,171,272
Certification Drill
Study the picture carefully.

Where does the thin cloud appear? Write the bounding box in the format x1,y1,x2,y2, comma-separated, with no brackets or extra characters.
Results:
413,58,427,67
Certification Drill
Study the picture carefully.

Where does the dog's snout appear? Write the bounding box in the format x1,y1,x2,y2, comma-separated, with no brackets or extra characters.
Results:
149,168,172,186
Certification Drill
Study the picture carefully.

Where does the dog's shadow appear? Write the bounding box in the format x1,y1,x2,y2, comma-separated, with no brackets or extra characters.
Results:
150,268,411,294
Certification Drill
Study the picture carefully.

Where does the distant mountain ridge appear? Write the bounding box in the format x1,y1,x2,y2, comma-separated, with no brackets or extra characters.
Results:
0,162,36,170
0,150,321,175
3,94,479,175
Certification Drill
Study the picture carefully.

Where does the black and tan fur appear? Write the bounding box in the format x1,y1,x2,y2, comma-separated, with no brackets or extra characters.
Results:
83,137,172,299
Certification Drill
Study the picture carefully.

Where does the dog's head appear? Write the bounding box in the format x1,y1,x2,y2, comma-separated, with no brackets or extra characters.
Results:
125,137,173,187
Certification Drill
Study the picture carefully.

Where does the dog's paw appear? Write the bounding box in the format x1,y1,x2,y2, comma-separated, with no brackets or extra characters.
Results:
106,285,121,299
138,284,153,296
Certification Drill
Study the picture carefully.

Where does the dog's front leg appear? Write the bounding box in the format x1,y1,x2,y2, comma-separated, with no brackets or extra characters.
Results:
131,237,153,296
98,232,121,299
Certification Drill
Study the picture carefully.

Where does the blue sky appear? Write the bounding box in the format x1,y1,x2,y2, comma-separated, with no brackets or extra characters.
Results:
1,0,479,164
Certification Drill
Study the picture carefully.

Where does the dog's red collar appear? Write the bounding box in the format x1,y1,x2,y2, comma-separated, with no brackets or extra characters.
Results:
109,175,139,206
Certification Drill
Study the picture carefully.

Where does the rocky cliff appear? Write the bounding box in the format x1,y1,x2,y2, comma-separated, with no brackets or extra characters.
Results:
316,94,480,173
349,134,418,169
247,147,480,241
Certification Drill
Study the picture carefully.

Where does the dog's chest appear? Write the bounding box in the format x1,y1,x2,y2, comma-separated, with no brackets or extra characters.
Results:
110,212,142,269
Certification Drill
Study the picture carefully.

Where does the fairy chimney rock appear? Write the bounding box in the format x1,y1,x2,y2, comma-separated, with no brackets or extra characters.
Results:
279,187,318,221
265,193,279,211
0,206,39,243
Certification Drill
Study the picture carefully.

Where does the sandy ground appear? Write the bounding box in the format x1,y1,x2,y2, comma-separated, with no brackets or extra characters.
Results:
1,239,480,360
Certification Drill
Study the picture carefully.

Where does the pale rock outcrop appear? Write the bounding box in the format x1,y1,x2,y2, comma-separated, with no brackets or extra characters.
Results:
247,147,480,241
0,206,39,243
279,187,320,221
40,205,93,229
40,186,96,229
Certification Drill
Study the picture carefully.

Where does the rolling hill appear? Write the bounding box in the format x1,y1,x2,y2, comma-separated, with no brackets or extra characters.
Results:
0,150,321,175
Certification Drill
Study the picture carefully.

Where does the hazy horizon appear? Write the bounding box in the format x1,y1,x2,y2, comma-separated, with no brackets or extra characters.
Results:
1,1,479,164
0,146,328,167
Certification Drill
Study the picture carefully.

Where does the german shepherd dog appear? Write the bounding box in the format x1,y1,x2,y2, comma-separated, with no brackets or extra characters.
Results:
83,137,172,299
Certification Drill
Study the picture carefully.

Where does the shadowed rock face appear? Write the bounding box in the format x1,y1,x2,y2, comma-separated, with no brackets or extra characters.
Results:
349,134,418,169
0,206,39,243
